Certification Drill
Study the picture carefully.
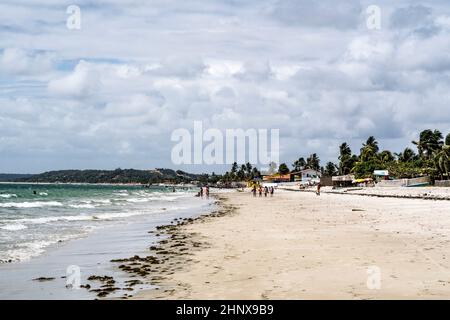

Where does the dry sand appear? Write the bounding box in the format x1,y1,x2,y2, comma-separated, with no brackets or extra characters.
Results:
136,189,450,299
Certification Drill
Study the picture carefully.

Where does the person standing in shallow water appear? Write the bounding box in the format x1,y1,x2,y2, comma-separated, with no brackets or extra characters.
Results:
205,186,210,198
199,187,204,197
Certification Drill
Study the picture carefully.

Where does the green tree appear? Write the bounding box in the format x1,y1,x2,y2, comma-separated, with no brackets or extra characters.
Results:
360,136,379,161
395,147,417,163
237,165,246,180
379,150,395,163
324,162,337,176
338,142,355,175
362,136,379,153
222,171,231,183
434,133,450,179
412,129,443,159
251,167,261,179
230,162,238,178
245,162,253,177
278,163,290,175
306,153,320,171
292,157,306,171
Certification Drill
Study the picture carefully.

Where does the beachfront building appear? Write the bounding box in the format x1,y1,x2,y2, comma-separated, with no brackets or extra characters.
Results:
373,170,390,182
262,173,292,183
332,174,355,188
263,169,322,184
290,169,322,183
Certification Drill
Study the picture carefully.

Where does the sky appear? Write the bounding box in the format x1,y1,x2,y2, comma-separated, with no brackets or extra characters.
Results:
1,0,450,174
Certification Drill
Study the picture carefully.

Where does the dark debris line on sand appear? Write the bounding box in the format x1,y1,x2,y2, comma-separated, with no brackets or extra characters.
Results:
287,188,450,201
84,195,236,299
32,277,55,282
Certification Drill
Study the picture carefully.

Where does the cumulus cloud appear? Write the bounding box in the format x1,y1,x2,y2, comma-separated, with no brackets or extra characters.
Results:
0,0,450,173
0,48,53,75
48,61,100,98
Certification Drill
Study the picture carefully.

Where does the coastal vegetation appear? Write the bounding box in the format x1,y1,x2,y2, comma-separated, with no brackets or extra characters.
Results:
12,168,208,185
328,130,450,180
220,129,450,183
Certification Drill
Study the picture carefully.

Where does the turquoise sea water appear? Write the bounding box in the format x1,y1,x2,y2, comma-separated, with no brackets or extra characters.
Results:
0,183,195,263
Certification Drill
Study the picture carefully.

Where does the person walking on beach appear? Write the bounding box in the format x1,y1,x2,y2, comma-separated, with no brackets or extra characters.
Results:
316,183,321,196
270,186,274,197
252,186,256,197
264,186,268,197
205,186,210,198
258,186,262,197
199,187,204,197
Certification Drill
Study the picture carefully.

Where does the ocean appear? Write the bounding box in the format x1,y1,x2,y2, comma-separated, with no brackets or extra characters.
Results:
0,183,214,299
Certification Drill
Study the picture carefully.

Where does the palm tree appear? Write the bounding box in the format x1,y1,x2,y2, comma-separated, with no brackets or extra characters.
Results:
229,162,238,180
222,171,230,183
306,153,320,171
379,150,395,163
251,167,261,179
278,163,290,175
245,162,252,177
237,164,246,180
395,147,417,162
360,136,379,157
325,162,337,176
412,129,443,159
338,142,353,175
339,143,352,159
434,133,450,179
292,157,306,172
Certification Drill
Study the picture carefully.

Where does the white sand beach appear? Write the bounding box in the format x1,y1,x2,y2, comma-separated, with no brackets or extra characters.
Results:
135,189,450,299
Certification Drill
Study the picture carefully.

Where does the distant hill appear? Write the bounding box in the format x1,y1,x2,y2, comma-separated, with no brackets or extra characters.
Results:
14,169,206,184
0,174,35,182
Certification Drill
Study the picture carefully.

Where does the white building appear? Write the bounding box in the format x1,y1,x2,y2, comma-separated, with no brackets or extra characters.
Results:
291,169,322,183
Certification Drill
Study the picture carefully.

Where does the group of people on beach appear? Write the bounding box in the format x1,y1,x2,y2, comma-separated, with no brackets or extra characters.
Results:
196,186,210,198
251,185,275,197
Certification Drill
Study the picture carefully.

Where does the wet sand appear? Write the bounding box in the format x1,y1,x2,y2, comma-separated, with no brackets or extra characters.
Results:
133,190,450,299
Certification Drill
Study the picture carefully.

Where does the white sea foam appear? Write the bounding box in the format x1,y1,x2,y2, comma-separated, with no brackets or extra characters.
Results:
113,191,129,196
14,207,168,225
94,199,111,204
18,215,98,224
38,192,48,196
125,198,150,203
0,194,17,198
0,201,63,208
0,224,28,231
0,234,81,263
69,204,96,209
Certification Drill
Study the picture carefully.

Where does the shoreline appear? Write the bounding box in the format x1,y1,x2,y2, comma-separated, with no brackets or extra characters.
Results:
132,189,450,299
0,193,216,299
115,194,236,299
